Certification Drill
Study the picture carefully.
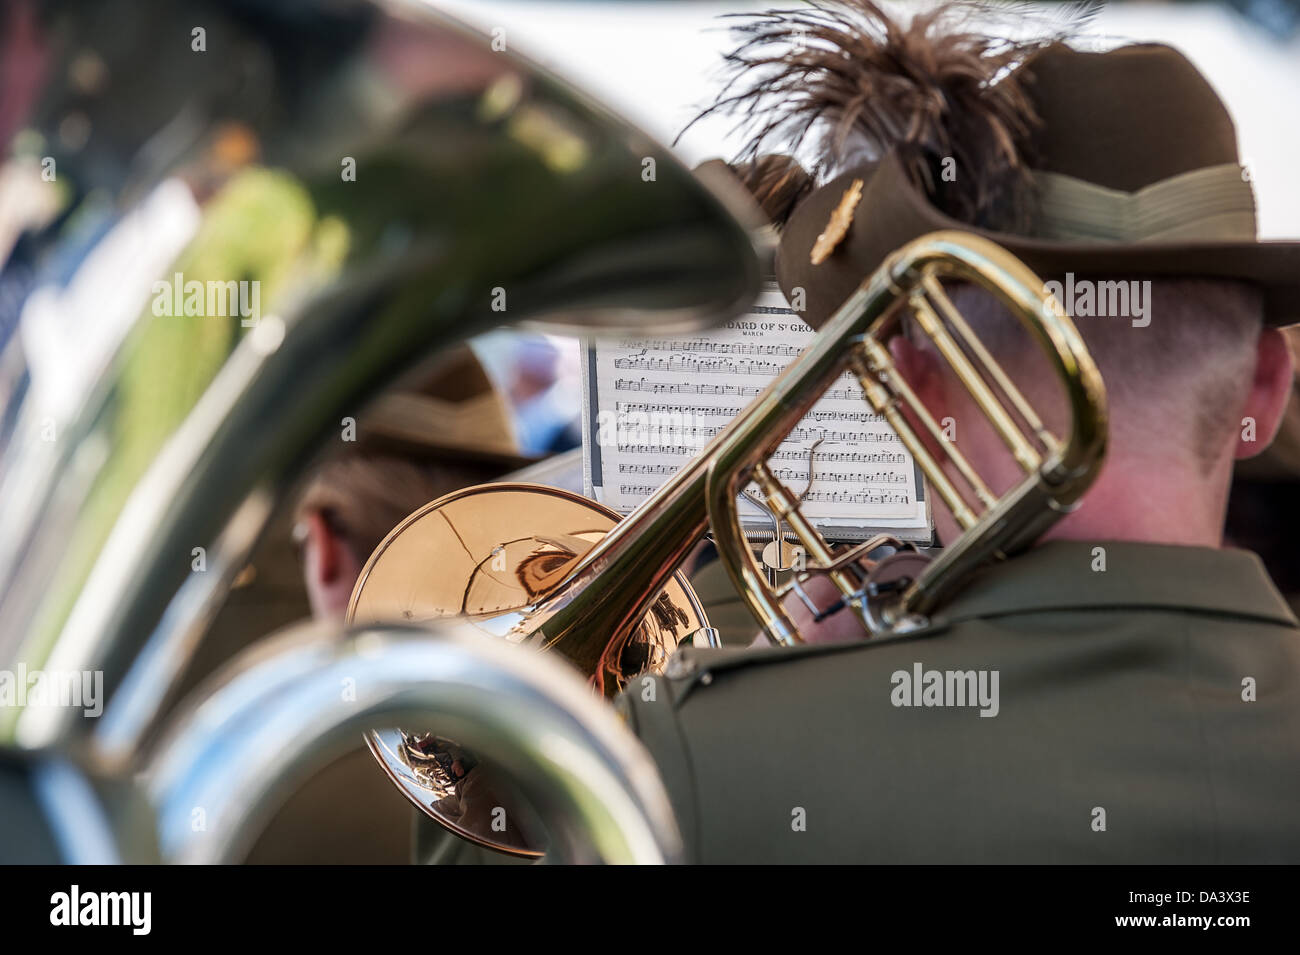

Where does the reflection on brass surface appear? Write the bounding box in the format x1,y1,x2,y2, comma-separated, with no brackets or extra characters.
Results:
349,483,707,856
0,0,759,760
349,484,704,666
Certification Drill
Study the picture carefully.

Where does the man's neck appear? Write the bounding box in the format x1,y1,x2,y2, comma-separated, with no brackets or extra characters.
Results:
1039,454,1231,549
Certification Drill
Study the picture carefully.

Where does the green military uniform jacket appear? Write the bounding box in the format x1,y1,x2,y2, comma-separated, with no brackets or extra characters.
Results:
617,541,1300,863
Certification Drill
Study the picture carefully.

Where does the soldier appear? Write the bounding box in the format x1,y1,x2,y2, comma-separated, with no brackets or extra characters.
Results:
618,2,1300,862
224,346,529,865
285,345,535,865
292,346,523,620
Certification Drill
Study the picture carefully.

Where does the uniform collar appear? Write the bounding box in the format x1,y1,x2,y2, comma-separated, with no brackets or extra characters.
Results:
935,539,1297,628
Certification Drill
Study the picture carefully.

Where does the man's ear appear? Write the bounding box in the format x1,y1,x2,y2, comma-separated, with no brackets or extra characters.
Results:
305,510,343,583
1236,327,1295,460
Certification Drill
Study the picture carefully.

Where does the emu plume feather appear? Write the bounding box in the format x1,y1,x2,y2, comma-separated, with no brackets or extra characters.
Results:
686,1,1092,231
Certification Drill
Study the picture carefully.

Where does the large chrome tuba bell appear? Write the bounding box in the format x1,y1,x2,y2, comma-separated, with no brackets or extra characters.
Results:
0,0,758,863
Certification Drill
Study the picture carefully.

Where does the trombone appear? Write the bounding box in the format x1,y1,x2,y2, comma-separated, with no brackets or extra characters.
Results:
350,230,1108,855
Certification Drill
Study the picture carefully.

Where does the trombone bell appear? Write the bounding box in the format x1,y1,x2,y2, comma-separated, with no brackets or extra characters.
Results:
346,483,713,857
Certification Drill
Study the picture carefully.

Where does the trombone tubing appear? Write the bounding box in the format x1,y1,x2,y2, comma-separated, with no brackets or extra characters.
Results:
708,231,1106,639
540,231,1104,650
702,252,923,644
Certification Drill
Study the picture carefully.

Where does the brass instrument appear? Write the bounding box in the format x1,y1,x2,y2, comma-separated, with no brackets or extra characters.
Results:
0,0,759,863
349,230,1108,856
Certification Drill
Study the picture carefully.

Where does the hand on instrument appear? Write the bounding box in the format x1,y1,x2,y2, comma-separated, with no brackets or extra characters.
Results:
781,575,868,646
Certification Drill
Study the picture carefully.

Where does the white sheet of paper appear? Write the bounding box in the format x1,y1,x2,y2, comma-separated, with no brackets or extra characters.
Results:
582,286,931,543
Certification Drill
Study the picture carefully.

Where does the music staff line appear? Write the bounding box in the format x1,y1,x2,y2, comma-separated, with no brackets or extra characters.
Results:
614,402,884,424
617,462,910,484
613,426,902,446
613,340,805,357
612,378,862,400
613,447,910,465
617,485,913,506
612,356,789,375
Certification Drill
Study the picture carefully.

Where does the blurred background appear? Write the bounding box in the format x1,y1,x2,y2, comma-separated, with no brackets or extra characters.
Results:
442,0,1300,457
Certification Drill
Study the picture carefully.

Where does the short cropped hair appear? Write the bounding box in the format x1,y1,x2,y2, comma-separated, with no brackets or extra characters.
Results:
925,277,1264,473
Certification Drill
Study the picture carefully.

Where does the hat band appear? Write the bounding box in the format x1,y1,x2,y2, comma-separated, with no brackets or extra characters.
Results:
1031,163,1257,243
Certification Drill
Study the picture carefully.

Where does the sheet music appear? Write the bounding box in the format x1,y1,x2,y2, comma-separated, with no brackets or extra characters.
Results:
582,286,931,542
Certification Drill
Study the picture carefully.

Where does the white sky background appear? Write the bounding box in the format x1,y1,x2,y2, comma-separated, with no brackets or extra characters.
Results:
432,0,1300,238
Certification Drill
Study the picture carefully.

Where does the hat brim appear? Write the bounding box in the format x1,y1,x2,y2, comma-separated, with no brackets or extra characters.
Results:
777,153,1300,329
352,345,540,472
